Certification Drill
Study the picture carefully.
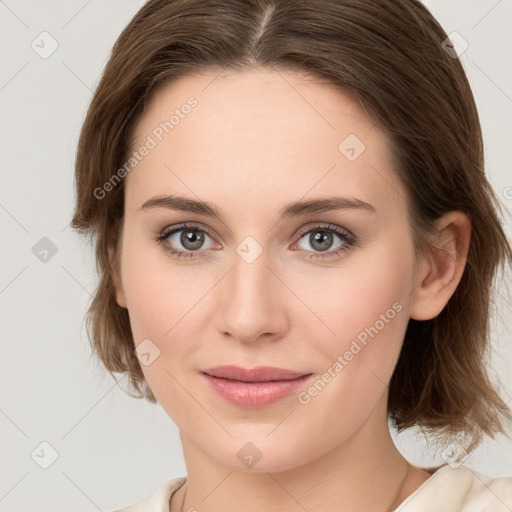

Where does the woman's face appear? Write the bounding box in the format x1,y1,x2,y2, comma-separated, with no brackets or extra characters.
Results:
113,67,423,472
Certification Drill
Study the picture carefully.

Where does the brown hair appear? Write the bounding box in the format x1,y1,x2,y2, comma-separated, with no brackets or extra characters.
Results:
71,0,512,455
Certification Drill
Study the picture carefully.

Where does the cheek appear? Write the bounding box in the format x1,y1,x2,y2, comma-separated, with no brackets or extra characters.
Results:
291,263,411,451
119,241,210,393
120,231,201,341
302,243,413,341
294,239,414,399
120,256,202,419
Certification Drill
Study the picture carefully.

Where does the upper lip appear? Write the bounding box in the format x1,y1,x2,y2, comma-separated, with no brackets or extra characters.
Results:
202,365,311,382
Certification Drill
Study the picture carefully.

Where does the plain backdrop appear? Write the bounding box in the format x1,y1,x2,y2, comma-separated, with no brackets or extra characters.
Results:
1,1,511,511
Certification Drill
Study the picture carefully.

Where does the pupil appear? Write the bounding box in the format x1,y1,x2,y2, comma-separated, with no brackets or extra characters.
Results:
181,229,204,250
311,230,332,251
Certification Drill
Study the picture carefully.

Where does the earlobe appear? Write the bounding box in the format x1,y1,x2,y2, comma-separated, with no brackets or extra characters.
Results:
409,211,471,321
108,243,127,309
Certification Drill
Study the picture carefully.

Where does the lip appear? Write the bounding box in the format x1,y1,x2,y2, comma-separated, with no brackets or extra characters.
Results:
201,366,313,408
202,365,310,382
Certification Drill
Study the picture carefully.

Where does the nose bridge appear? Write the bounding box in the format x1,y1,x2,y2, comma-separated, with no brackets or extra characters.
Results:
214,237,286,341
230,239,273,308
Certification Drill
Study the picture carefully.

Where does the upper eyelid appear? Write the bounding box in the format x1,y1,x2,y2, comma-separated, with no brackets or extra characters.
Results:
161,221,354,244
296,223,353,239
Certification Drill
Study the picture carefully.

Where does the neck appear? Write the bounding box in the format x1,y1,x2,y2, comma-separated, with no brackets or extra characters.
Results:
174,397,419,512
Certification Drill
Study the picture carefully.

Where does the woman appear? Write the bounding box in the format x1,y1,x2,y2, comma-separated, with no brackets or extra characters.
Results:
71,0,512,510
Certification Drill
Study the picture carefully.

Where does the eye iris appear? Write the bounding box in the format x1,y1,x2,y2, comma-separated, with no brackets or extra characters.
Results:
181,229,204,250
310,230,333,251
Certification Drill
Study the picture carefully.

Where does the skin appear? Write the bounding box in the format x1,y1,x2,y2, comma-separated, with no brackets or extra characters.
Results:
110,66,471,511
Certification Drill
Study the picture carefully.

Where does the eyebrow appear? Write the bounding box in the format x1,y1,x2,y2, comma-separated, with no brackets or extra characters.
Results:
138,194,377,221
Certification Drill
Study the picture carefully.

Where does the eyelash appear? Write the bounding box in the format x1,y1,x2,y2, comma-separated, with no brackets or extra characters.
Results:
153,222,356,260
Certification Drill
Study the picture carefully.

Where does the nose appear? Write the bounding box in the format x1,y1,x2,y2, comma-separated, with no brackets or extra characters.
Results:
214,246,288,344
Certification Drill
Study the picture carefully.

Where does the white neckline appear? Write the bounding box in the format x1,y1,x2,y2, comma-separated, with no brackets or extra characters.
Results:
393,464,454,511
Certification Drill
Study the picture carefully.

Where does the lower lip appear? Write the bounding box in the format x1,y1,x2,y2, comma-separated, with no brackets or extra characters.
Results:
202,373,313,408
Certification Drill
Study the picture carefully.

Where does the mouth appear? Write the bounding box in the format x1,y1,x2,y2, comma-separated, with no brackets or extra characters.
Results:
201,366,314,408
201,365,311,382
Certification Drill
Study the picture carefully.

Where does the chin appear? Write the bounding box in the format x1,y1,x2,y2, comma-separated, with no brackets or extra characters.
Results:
204,435,319,475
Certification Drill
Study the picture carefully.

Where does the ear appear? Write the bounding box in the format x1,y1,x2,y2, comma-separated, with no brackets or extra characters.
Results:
108,242,127,309
409,211,471,321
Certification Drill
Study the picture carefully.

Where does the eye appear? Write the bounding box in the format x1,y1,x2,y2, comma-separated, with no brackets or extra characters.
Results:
153,222,217,259
293,223,355,259
153,222,356,260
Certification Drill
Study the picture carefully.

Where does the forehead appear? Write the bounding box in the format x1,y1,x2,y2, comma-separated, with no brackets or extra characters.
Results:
125,67,404,220
135,66,380,146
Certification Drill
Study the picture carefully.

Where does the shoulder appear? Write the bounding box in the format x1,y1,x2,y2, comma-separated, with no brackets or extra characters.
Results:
396,464,512,512
109,476,187,512
460,467,512,511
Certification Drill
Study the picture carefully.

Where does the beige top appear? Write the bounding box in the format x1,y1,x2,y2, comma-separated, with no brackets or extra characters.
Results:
112,464,512,512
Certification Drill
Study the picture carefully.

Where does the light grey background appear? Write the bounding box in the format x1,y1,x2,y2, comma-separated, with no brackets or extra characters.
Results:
1,1,511,511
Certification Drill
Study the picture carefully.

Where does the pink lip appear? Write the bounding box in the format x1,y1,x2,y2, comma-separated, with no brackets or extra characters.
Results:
201,365,313,408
